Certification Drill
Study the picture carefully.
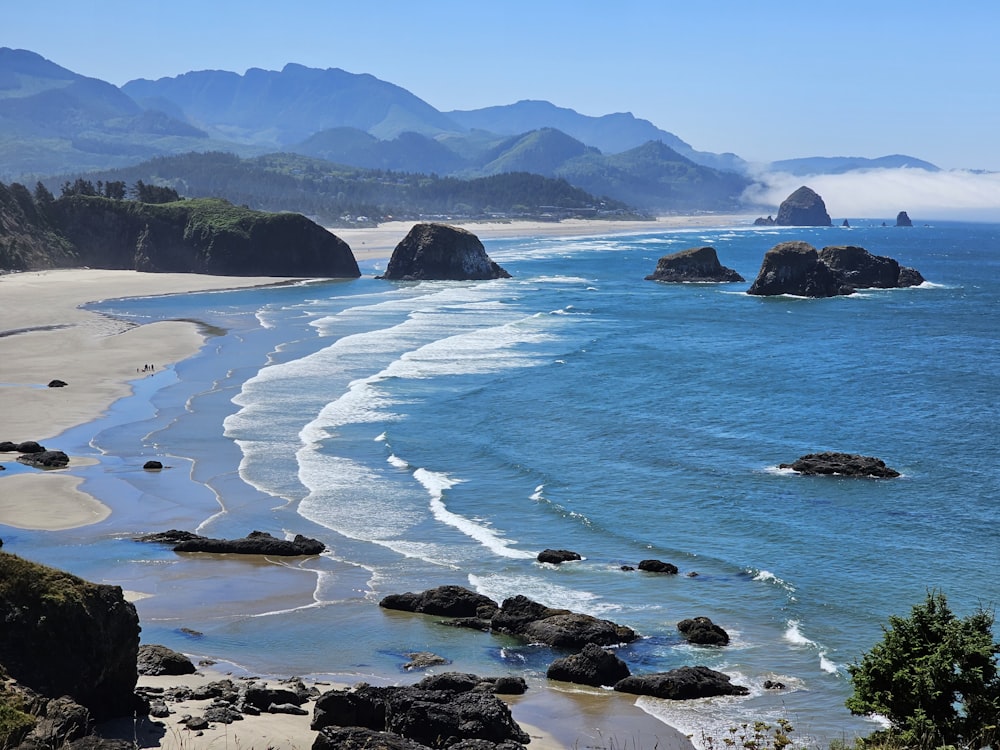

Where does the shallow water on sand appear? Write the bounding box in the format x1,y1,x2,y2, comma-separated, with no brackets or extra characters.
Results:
5,220,998,746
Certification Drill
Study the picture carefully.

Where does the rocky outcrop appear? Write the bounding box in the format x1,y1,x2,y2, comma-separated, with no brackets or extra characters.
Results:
310,680,530,748
546,643,631,687
380,585,498,618
775,186,832,227
779,452,900,478
896,211,913,227
13,441,44,453
536,548,581,564
614,666,749,700
677,617,730,646
818,245,924,288
16,449,69,468
47,379,68,388
378,224,511,281
644,246,744,283
142,460,163,470
0,552,140,720
753,215,775,226
637,559,678,574
747,241,852,297
137,529,325,555
136,644,196,676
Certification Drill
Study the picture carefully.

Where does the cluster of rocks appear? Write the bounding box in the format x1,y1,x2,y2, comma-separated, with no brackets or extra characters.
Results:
0,440,70,468
379,585,744,700
780,452,901,478
136,529,326,556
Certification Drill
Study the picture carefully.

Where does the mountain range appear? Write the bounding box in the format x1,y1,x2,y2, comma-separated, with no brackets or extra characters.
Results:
0,47,940,214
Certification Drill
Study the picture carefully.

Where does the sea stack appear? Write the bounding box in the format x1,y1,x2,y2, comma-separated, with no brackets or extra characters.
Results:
775,186,833,227
747,241,851,297
644,246,744,283
895,211,913,227
378,223,511,281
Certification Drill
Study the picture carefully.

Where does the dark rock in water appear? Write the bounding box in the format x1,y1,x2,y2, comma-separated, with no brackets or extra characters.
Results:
0,440,17,451
313,726,432,750
897,265,925,286
380,584,498,618
638,559,678,574
519,612,637,649
378,223,511,281
764,679,787,690
536,548,582,564
17,449,69,468
818,245,923,289
775,186,833,226
842,219,850,227
753,215,775,226
620,564,635,571
747,241,852,297
644,246,744,283
402,651,451,671
15,440,44,453
414,672,526,696
677,616,730,646
311,681,530,747
614,665,749,700
896,211,913,227
0,551,140,720
171,530,325,556
136,529,204,545
779,452,900,478
142,460,163,470
137,644,196,676
47,379,68,388
546,643,631,687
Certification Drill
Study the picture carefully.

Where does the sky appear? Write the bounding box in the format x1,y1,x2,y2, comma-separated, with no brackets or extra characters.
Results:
4,0,999,172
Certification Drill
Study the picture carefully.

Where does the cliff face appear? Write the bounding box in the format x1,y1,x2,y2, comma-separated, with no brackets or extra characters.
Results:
27,196,361,277
0,552,140,720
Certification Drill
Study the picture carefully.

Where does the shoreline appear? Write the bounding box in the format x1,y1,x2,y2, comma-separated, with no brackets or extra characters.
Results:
0,216,749,749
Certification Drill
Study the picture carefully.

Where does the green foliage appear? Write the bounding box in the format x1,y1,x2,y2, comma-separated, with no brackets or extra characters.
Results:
0,691,36,749
700,719,799,750
846,591,1000,749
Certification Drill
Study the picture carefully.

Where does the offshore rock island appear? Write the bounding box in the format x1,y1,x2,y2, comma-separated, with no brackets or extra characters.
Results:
378,223,511,281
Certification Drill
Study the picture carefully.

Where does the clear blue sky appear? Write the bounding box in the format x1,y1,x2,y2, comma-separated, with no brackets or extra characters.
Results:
4,0,999,170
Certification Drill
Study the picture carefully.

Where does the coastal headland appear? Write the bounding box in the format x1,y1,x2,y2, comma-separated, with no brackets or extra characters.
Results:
0,214,755,749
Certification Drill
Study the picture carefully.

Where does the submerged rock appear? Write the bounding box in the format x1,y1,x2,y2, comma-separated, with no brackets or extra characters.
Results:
644,246,744,283
775,186,833,227
378,223,511,281
779,452,900,478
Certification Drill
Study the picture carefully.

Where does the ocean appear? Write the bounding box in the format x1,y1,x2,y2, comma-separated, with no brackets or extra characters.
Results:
6,219,999,746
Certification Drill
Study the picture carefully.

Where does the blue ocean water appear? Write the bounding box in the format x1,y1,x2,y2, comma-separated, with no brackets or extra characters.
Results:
6,220,999,745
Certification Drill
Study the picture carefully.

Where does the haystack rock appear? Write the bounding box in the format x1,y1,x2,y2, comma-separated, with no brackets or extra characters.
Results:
775,186,833,227
378,223,511,281
818,245,924,288
896,211,913,227
747,241,852,297
645,246,744,283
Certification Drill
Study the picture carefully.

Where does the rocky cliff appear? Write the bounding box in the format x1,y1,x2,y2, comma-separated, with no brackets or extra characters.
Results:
378,223,510,281
45,196,360,277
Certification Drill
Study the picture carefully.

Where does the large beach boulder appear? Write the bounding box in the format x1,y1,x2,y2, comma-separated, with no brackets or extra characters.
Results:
136,644,196,676
380,585,499,618
0,552,140,720
378,223,511,281
138,529,325,556
614,666,749,700
818,245,923,288
546,643,631,687
16,449,70,468
536,548,582,564
747,241,852,297
775,186,833,226
645,246,744,283
779,452,900,478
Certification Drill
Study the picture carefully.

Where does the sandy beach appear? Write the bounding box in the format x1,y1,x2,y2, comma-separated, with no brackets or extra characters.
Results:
0,216,753,749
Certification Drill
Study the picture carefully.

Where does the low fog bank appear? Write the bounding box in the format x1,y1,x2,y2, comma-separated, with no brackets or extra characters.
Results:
743,168,1000,223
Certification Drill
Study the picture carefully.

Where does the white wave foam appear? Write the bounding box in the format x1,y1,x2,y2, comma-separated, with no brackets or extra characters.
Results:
468,573,618,616
751,568,796,593
783,619,816,647
819,652,842,674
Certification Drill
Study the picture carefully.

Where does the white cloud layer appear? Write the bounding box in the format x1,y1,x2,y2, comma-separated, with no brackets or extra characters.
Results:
743,168,1000,222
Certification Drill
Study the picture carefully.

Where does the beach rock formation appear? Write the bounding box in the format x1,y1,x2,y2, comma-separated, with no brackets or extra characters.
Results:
644,246,744,283
137,529,325,555
637,559,679,574
16,449,69,468
313,726,433,750
614,666,749,700
779,452,900,478
536,548,582,564
775,186,833,226
0,441,16,451
0,552,140,721
310,680,530,748
896,211,913,227
416,672,527,696
747,241,852,297
380,585,498,618
818,245,924,288
47,379,67,387
14,440,44,453
142,460,163,470
378,223,511,281
753,215,775,226
677,616,730,646
546,643,631,687
136,644,196,676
